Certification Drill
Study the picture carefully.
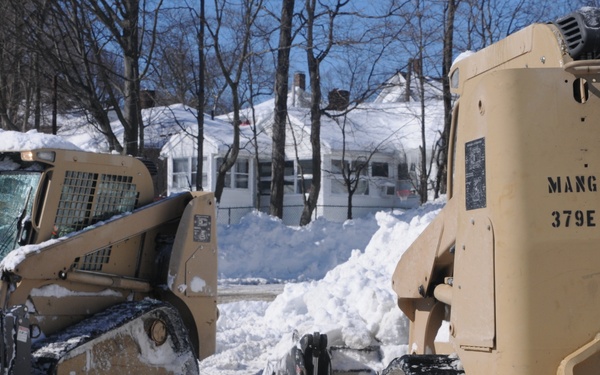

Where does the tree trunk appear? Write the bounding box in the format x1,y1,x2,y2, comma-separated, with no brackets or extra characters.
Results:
270,0,295,219
299,53,322,226
90,101,123,153
347,190,354,220
435,0,457,198
214,89,240,203
196,0,206,191
122,0,141,156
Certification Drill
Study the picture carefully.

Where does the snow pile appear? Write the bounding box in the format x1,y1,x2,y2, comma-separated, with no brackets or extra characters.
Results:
217,211,380,282
201,200,444,374
0,129,81,152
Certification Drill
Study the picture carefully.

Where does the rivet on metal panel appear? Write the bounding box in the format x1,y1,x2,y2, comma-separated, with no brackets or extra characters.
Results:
540,56,546,64
471,219,475,225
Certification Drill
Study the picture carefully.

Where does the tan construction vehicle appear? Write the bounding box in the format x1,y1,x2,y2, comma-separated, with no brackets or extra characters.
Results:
0,147,217,374
272,7,600,375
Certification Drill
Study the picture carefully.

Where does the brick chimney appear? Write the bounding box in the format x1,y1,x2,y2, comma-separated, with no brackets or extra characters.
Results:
293,71,306,91
140,90,157,109
326,89,350,111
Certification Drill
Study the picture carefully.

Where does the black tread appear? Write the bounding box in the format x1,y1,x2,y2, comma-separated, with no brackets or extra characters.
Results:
382,354,465,375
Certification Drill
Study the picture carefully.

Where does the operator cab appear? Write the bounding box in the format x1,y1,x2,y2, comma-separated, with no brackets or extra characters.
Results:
0,152,44,257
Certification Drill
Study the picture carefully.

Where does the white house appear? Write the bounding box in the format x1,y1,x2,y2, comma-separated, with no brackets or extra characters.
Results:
160,72,444,225
56,71,444,225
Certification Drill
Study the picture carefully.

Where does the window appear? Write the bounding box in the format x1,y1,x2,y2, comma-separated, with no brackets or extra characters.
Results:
331,178,368,195
330,158,369,195
258,162,271,195
258,160,295,195
352,160,368,176
0,172,41,256
258,159,313,195
372,162,389,177
218,158,249,189
235,159,249,189
331,159,348,174
296,160,312,194
173,157,207,191
284,160,295,193
398,162,410,180
332,159,367,176
173,158,191,190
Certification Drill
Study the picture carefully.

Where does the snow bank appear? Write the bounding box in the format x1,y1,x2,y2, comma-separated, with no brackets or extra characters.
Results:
0,130,81,151
217,211,380,282
200,199,445,374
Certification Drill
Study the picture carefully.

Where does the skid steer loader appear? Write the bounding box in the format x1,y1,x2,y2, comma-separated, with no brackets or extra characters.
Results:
270,7,600,375
0,147,218,374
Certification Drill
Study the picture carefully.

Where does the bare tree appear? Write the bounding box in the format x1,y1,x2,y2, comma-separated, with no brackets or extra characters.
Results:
0,2,31,131
206,0,264,203
270,0,296,218
458,0,565,51
433,0,459,199
414,2,437,204
298,0,351,226
84,0,163,156
8,0,164,154
195,0,206,191
9,0,123,150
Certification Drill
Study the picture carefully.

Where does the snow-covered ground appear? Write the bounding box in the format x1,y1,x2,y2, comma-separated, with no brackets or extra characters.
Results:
208,200,444,374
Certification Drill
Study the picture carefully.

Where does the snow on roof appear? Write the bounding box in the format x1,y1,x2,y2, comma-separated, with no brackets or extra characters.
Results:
373,72,444,104
59,104,249,153
225,88,444,158
54,75,444,160
159,105,272,158
0,129,81,152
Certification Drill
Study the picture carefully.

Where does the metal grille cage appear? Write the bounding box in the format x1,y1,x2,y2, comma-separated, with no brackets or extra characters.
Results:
54,171,138,237
72,246,112,271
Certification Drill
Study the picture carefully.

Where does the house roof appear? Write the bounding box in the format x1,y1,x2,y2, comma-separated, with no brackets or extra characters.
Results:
57,103,270,156
218,78,444,159
158,104,272,158
58,71,445,161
